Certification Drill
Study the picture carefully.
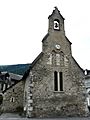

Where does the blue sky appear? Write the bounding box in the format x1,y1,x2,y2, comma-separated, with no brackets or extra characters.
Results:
0,0,90,70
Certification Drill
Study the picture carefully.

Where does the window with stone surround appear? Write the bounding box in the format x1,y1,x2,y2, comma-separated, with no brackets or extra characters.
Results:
54,71,63,91
0,94,3,105
13,89,14,92
10,97,15,102
60,51,64,66
54,19,60,30
54,71,58,91
56,54,60,65
1,84,3,91
60,72,63,91
52,50,64,66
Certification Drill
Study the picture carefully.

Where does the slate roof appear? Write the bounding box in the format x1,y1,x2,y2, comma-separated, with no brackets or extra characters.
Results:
0,72,9,77
86,70,90,75
0,72,22,81
48,7,65,20
84,69,90,79
85,75,90,79
2,79,22,93
0,72,23,93
9,73,22,81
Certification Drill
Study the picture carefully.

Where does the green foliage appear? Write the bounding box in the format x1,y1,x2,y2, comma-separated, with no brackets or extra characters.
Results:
0,64,30,75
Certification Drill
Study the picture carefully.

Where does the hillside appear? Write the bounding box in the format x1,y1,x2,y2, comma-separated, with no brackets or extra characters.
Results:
0,64,30,75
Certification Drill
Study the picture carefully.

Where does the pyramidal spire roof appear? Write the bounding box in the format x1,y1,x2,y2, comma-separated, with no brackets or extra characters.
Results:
48,6,65,20
54,6,60,13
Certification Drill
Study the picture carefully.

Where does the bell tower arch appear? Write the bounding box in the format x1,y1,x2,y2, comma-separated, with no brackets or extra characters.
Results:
54,19,60,30
48,7,65,34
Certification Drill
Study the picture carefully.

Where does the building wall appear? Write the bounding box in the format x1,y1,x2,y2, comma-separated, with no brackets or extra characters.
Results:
27,53,87,117
25,7,88,117
85,74,90,108
25,34,87,117
2,80,25,113
23,74,33,117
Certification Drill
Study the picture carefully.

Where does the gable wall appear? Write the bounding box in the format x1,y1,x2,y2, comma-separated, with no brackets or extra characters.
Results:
2,80,25,113
25,7,88,118
25,51,87,117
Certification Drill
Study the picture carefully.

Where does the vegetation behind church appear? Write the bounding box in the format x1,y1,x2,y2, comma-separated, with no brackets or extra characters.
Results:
0,64,30,75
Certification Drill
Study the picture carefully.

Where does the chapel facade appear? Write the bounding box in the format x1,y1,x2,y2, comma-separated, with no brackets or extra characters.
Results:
23,7,88,117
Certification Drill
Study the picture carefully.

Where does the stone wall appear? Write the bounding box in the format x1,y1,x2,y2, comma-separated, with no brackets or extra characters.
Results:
23,74,33,117
2,80,25,113
28,55,87,118
25,7,88,117
25,32,88,117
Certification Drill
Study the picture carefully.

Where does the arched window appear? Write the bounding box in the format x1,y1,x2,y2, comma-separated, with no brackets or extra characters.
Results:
10,97,15,102
60,51,64,66
0,94,3,105
54,19,60,30
54,71,58,91
56,54,60,65
54,71,63,91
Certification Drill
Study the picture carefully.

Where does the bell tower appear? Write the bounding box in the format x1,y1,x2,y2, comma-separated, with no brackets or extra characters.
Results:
48,7,65,34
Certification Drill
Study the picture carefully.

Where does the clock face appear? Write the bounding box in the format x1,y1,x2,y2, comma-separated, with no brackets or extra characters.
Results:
55,44,60,49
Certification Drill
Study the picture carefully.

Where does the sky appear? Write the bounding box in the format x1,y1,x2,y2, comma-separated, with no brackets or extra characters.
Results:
0,0,90,70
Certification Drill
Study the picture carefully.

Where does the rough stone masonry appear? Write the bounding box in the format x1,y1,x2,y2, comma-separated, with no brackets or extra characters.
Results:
24,7,88,117
2,7,89,118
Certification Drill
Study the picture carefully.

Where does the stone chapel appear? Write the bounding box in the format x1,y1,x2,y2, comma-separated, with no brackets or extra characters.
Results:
23,7,88,117
2,7,88,118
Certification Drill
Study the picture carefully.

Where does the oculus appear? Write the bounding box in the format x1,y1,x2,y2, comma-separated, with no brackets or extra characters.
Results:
55,44,61,49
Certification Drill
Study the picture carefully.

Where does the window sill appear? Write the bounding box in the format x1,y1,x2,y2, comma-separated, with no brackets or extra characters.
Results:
53,91,64,93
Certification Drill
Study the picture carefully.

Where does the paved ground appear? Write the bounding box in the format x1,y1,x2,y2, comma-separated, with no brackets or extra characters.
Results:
0,117,90,120
0,113,90,120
